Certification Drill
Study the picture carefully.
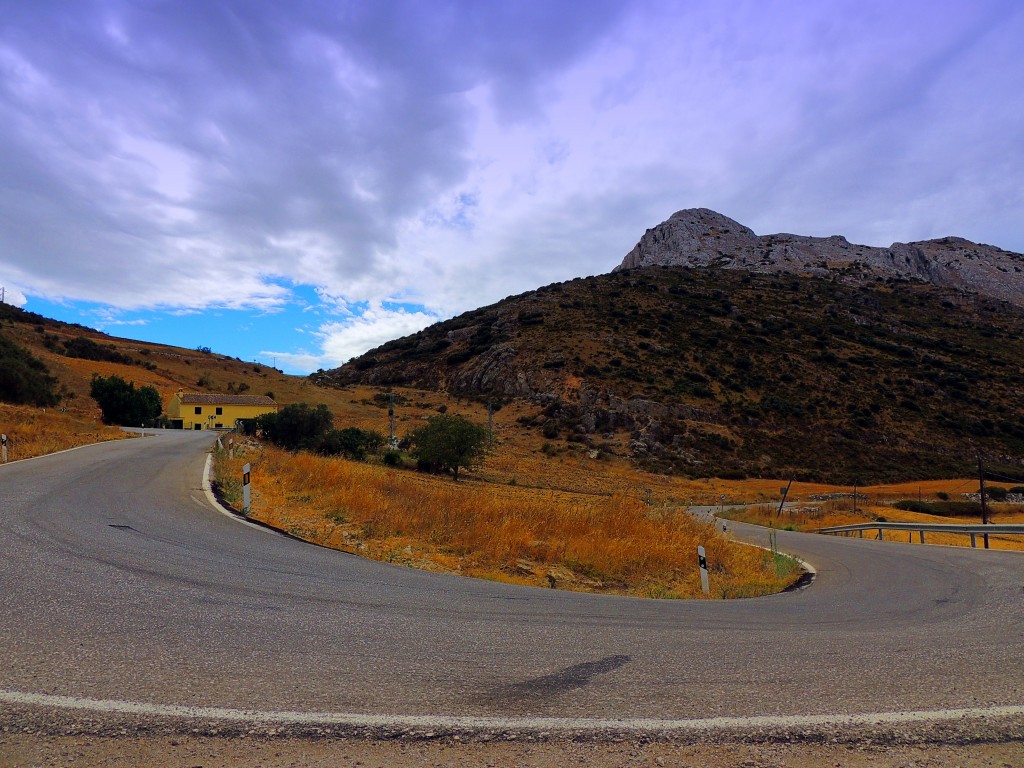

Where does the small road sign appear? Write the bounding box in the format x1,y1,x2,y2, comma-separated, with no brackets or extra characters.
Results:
242,463,251,515
697,545,710,595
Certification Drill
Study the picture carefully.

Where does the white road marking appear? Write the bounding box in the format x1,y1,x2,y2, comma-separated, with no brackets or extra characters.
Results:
1,689,1021,733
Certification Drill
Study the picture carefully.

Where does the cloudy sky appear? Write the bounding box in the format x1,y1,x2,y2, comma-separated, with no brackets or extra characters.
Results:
1,1,1021,374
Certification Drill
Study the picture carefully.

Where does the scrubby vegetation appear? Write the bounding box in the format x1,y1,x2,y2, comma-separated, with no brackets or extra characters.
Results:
0,334,61,407
328,268,1024,484
243,402,386,461
409,413,489,481
89,374,162,426
214,444,801,598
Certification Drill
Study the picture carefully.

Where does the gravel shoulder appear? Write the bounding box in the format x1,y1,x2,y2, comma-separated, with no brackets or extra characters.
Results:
2,732,1022,768
2,707,1023,768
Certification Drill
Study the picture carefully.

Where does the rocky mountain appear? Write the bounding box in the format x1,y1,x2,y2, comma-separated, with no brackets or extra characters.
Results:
616,209,1024,308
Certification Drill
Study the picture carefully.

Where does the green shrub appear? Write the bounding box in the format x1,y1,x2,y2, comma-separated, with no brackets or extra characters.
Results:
63,337,135,365
894,499,983,516
985,486,1008,502
316,427,384,460
256,403,333,451
0,335,60,407
893,500,932,514
408,413,488,481
89,374,161,426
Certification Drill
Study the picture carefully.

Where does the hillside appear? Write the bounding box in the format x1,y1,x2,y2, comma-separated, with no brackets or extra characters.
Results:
0,301,373,438
320,267,1024,484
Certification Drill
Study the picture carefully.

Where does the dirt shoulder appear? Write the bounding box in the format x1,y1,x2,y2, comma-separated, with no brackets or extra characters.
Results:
2,732,1022,768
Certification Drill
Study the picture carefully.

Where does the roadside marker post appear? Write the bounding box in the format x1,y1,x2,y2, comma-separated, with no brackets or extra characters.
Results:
228,437,234,460
697,545,710,595
242,463,251,516
1,434,7,464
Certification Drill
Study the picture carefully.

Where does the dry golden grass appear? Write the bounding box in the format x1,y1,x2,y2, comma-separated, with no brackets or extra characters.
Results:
724,498,1024,552
0,402,131,461
213,444,802,599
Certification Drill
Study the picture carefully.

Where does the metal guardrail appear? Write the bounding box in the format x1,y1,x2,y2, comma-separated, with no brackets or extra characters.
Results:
816,522,1024,548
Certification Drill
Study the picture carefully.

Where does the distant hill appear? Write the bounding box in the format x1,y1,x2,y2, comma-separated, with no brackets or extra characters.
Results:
616,208,1024,308
320,267,1024,484
0,301,295,420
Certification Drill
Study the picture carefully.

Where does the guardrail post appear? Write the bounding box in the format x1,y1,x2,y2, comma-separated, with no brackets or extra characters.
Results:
858,529,863,538
242,463,251,516
697,545,710,595
877,528,883,540
919,531,925,544
970,533,977,548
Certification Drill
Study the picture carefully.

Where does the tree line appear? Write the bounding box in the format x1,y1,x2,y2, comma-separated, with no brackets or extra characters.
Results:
241,402,488,480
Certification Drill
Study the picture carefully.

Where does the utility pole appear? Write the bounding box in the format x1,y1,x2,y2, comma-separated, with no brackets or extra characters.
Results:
977,452,990,549
387,392,398,450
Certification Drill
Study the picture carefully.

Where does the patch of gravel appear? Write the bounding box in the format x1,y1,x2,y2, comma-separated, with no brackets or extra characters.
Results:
2,731,1023,768
1,705,1022,767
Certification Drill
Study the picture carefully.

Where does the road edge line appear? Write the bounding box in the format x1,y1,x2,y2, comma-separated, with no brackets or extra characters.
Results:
1,688,1022,735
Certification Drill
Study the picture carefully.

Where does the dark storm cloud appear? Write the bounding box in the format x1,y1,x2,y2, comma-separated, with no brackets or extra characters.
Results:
0,0,626,306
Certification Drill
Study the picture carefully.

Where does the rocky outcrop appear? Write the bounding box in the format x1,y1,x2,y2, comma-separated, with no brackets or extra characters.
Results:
615,209,1024,307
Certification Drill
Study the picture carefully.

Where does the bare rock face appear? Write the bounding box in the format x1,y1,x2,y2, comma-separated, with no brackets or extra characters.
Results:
616,209,1024,307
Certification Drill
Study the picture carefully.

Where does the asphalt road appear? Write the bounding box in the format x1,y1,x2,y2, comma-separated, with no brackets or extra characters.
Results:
1,431,1022,733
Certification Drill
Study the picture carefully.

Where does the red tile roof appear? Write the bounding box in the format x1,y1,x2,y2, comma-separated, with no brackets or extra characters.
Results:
177,393,277,406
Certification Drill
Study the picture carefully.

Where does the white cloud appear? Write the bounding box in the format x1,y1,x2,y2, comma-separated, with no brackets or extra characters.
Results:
266,302,440,372
0,283,27,307
0,0,1022,372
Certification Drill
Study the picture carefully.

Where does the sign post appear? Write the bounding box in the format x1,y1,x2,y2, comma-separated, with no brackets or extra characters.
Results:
697,545,710,595
1,434,7,464
242,463,251,516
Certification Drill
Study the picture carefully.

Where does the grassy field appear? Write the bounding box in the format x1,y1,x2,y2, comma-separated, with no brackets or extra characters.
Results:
212,441,803,599
722,496,1024,551
0,401,131,460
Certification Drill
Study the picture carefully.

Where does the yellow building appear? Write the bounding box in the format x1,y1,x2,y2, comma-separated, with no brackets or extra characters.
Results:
166,391,278,430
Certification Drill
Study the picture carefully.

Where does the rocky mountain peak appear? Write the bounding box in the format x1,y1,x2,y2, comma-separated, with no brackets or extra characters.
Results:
615,209,1024,307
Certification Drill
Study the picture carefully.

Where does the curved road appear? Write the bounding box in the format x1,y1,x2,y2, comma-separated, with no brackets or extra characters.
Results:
1,431,1022,735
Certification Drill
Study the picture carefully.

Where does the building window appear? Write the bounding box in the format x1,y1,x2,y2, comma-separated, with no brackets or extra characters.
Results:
216,407,223,415
195,406,202,415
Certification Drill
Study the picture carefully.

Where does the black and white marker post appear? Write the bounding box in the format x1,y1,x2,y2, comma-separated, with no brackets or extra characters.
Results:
1,433,7,464
242,463,251,516
697,545,710,595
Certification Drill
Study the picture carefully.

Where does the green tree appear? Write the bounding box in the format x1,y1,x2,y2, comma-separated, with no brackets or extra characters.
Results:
409,413,488,481
89,374,162,426
316,427,384,460
255,402,333,450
